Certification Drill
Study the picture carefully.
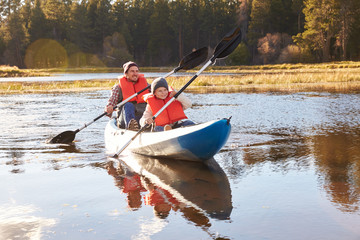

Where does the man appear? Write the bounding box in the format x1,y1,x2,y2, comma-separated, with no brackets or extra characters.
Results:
105,61,150,130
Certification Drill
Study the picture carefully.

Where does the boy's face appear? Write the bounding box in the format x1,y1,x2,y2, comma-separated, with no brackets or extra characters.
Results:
154,87,168,100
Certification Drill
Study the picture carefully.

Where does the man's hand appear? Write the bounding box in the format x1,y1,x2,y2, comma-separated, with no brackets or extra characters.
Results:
105,105,114,116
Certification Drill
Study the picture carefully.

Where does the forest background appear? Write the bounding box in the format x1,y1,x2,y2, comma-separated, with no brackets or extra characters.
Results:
1,0,360,69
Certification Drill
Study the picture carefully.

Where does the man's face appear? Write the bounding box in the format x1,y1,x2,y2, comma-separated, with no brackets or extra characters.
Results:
125,66,139,82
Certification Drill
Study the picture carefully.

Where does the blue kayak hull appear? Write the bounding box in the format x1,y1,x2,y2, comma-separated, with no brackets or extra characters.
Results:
105,118,231,161
177,119,231,160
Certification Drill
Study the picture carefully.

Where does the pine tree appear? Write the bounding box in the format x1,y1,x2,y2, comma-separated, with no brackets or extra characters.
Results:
42,0,69,40
295,0,339,62
147,0,174,66
0,0,22,18
291,0,305,33
112,0,132,48
184,0,201,49
335,0,360,60
248,0,271,44
28,0,49,43
347,1,360,60
3,11,26,67
169,0,187,60
126,0,154,64
20,0,32,30
68,0,92,52
85,0,113,54
94,0,114,51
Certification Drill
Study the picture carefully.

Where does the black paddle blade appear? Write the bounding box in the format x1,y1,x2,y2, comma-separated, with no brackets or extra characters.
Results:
177,47,208,71
213,27,242,60
47,131,76,144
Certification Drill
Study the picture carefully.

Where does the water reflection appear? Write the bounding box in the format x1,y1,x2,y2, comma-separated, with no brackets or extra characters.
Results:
46,143,81,154
224,124,360,214
106,155,232,238
4,151,25,174
106,161,146,210
242,136,311,168
310,128,360,212
3,90,360,238
222,134,312,179
0,204,56,239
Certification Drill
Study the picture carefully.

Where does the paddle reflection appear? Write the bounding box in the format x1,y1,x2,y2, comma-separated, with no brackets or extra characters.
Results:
106,155,233,223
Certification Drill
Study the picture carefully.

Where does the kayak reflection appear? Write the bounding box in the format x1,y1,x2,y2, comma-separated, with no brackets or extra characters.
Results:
106,155,232,221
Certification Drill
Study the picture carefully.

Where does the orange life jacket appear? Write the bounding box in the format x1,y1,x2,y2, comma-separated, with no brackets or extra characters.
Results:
144,187,179,206
143,91,187,126
119,74,149,103
122,175,146,193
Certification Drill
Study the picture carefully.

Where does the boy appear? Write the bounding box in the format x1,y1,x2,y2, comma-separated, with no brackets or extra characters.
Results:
140,77,194,131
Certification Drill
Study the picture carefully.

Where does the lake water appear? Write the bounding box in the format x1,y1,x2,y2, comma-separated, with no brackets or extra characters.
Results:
1,89,360,239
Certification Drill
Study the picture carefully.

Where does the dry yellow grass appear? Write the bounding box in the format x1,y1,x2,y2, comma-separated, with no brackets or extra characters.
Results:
166,68,360,93
2,62,360,94
0,65,50,77
0,80,114,94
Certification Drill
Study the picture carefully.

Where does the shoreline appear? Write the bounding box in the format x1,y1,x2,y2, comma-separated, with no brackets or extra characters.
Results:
2,80,360,95
2,62,360,94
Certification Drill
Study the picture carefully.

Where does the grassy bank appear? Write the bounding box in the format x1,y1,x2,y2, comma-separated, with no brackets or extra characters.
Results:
167,67,360,93
0,65,173,77
2,62,360,94
0,65,50,77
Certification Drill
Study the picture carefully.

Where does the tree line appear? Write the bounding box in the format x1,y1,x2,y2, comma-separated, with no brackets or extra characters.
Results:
1,0,360,69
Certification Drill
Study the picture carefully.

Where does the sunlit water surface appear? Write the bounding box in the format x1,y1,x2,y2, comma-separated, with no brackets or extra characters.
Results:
1,90,360,240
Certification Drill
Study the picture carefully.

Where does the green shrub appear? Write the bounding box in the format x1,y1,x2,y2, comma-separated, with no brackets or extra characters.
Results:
226,43,250,65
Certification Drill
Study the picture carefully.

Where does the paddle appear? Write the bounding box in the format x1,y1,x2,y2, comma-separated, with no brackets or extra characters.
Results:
112,27,242,158
47,47,208,144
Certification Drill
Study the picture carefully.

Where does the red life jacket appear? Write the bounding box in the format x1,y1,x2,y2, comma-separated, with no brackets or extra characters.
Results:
119,74,149,103
143,91,187,126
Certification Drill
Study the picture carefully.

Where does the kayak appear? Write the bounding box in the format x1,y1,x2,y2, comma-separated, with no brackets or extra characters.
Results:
104,118,231,161
109,154,233,220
